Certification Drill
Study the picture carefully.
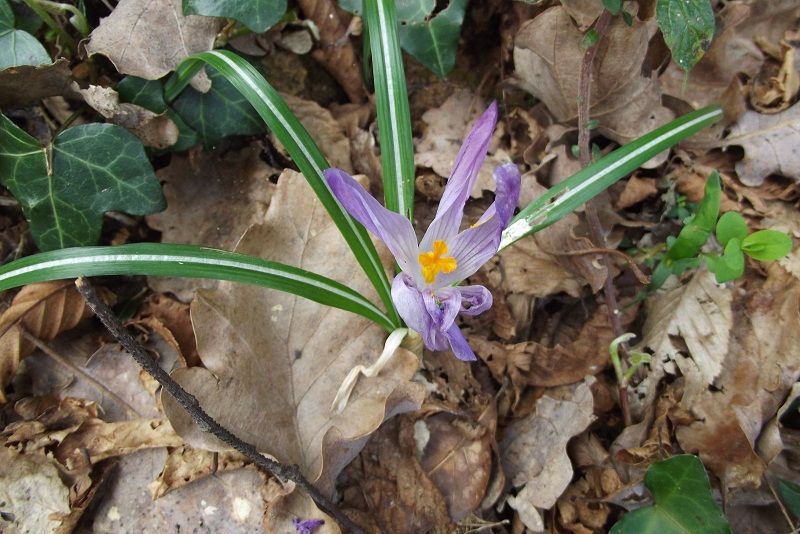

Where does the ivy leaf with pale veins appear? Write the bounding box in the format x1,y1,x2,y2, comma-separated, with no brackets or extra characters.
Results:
171,65,265,146
399,0,467,78
0,115,165,251
656,0,715,71
0,0,50,69
183,0,287,33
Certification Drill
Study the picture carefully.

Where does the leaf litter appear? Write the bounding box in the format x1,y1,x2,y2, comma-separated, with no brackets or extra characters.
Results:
1,0,800,532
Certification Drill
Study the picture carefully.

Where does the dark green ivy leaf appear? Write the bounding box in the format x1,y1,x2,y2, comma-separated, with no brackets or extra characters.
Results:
778,479,800,519
0,115,165,251
611,455,731,534
183,0,287,33
171,65,265,146
0,0,50,69
398,0,467,78
656,0,715,71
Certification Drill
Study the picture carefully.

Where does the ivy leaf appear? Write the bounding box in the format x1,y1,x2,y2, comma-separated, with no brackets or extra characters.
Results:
602,0,623,15
340,0,434,23
656,0,715,71
667,171,720,261
778,479,800,518
0,0,50,69
398,0,466,78
0,115,165,251
610,455,731,534
741,230,793,261
706,238,744,284
117,76,199,151
183,0,287,33
171,65,265,146
715,211,748,247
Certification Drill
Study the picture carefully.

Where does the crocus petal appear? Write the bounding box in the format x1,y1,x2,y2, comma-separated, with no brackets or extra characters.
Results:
325,168,419,274
422,287,461,350
420,102,498,251
391,273,433,344
292,518,325,534
458,285,492,316
446,324,477,361
433,164,521,287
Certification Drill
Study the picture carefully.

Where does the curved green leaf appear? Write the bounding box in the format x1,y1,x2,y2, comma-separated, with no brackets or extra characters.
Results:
398,0,466,78
164,50,399,327
0,243,395,331
0,115,165,251
715,211,748,247
742,230,793,261
183,0,287,33
501,106,723,250
668,171,720,261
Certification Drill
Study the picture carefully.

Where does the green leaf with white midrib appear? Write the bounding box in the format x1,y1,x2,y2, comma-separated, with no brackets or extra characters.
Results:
500,105,723,250
363,0,415,220
164,50,400,327
0,115,166,251
0,243,395,331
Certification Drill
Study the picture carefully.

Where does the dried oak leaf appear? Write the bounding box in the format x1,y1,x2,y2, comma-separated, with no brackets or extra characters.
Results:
415,89,512,198
720,101,800,187
146,145,275,300
675,264,800,489
86,0,223,84
162,170,425,495
0,281,92,404
514,6,674,147
501,380,595,530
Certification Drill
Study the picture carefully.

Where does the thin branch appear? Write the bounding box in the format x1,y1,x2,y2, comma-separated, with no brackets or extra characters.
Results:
577,9,633,426
74,277,363,534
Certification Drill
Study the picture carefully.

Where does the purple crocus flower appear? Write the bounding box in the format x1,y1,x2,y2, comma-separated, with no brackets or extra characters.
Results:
292,517,324,534
324,102,520,361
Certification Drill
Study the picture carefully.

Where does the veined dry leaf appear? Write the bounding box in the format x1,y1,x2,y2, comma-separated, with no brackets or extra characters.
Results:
86,0,223,85
72,83,178,148
559,0,603,30
146,145,275,300
151,446,248,498
501,380,595,528
514,6,675,147
0,281,91,404
162,170,425,495
282,94,354,173
494,235,586,298
675,264,800,489
415,89,513,198
0,59,73,108
720,101,800,187
0,446,70,534
265,479,341,534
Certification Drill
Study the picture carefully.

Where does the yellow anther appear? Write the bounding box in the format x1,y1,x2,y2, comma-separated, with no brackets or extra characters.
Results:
419,240,457,284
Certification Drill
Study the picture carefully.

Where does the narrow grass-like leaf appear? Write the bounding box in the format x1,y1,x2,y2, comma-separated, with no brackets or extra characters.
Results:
163,50,400,327
500,105,723,250
363,0,416,220
0,243,395,331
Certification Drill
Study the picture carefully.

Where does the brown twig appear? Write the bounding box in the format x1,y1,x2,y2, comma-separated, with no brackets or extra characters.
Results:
74,277,363,534
576,9,633,427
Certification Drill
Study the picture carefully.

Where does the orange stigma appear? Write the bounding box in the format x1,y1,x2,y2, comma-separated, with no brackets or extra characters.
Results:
419,240,457,284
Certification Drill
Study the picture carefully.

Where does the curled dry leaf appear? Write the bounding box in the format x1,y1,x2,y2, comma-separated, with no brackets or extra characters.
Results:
0,281,92,404
415,89,513,198
86,0,223,86
501,380,595,529
719,101,800,187
146,145,275,300
152,446,248,498
72,83,178,149
162,170,425,495
514,6,674,148
265,479,340,534
0,59,73,108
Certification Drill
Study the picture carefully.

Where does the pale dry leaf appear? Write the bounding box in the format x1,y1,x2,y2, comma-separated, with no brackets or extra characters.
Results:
675,265,800,489
72,82,179,148
282,93,354,172
501,380,595,512
86,0,223,84
638,270,733,388
559,0,603,30
151,446,248,498
0,281,91,404
514,6,675,148
0,446,70,534
0,59,73,108
494,236,586,298
720,101,800,186
415,88,513,198
146,145,275,300
264,479,341,534
616,175,658,210
162,170,425,495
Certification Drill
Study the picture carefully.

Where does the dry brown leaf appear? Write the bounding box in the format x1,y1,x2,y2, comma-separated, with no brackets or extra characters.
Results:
0,446,70,533
283,93,354,172
137,294,198,365
535,214,610,292
415,89,513,198
675,265,800,489
720,101,800,186
146,145,275,299
151,446,248,498
72,83,179,148
750,43,800,113
0,59,73,108
514,6,674,147
501,380,595,529
162,170,425,495
616,175,658,210
86,0,223,85
0,281,91,404
559,0,603,30
265,479,341,534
